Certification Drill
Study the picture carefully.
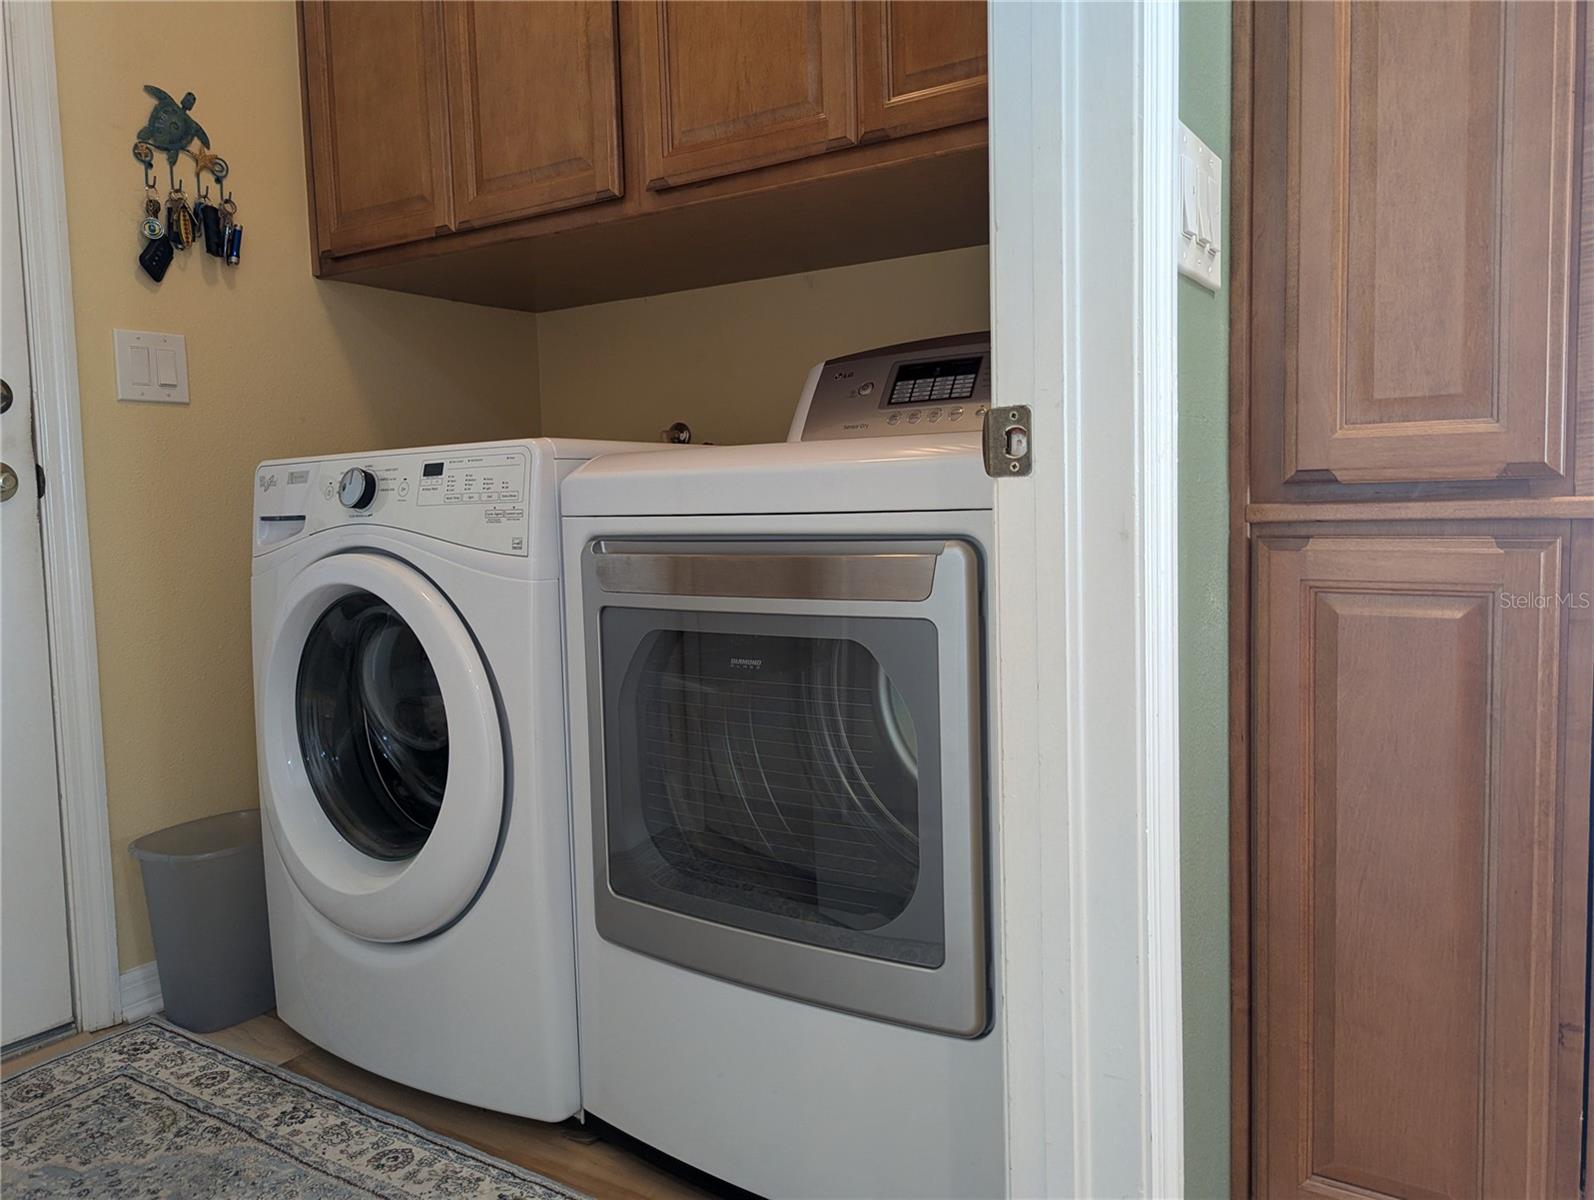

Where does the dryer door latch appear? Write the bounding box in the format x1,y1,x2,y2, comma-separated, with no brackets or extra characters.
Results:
982,405,1032,478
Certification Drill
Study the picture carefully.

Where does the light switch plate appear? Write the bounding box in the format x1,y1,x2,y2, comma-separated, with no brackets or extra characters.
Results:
114,329,189,404
1177,123,1222,292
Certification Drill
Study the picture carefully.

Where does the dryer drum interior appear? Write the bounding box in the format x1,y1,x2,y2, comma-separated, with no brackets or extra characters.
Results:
641,632,920,925
296,590,450,861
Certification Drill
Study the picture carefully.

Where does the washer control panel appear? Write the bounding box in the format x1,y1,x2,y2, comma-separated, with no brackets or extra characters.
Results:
255,446,532,556
793,332,992,442
414,451,526,510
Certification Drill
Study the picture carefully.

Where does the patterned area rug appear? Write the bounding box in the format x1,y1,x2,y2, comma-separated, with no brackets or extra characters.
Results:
2,1019,586,1199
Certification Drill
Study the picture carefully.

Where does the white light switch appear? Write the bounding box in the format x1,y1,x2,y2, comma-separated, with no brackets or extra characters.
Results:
114,329,189,404
128,344,151,386
1177,123,1223,292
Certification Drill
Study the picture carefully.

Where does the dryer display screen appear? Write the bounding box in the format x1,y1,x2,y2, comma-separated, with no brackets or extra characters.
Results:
886,357,982,405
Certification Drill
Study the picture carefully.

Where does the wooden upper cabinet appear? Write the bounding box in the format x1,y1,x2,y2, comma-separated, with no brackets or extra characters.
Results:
856,1,986,141
1286,1,1579,485
297,1,989,304
630,0,857,190
1253,528,1586,1198
443,1,622,230
301,1,452,256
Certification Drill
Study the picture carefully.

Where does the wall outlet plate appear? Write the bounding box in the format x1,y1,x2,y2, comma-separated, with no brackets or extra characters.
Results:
114,329,189,404
1177,123,1222,292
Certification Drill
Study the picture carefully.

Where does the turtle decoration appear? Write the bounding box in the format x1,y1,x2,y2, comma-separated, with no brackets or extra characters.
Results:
138,86,208,164
130,85,242,283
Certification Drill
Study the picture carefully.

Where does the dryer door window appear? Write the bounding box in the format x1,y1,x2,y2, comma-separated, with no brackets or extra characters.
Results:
296,591,449,861
605,619,944,968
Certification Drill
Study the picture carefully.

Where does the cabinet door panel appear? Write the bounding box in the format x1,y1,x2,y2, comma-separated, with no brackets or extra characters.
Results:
1253,530,1583,1198
444,1,622,230
302,0,452,256
632,0,856,190
1287,1,1577,484
856,1,986,141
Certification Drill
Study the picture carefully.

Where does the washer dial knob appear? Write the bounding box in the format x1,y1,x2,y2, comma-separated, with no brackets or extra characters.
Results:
338,467,377,510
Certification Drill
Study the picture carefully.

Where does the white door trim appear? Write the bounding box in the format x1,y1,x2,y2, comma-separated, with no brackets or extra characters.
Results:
988,2,1183,1195
4,1,120,1032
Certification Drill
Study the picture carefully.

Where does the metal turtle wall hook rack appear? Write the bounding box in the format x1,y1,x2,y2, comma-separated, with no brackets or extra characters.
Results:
131,86,243,282
132,85,228,183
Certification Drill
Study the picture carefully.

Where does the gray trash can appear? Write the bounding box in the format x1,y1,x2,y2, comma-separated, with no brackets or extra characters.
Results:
130,809,275,1033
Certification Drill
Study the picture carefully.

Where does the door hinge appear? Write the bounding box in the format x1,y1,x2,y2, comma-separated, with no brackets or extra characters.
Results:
982,404,1032,478
36,463,46,499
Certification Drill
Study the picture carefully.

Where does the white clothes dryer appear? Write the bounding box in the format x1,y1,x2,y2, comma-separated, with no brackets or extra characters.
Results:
560,336,1006,1198
251,438,657,1119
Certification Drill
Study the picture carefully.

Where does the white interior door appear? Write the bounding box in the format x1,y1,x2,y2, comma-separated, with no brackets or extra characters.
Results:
1,50,75,1047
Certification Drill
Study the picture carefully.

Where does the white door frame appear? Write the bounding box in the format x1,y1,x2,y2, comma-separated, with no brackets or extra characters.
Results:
4,1,120,1032
989,2,1184,1195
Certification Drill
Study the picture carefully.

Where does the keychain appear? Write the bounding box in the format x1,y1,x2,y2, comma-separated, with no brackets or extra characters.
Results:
221,193,242,266
140,182,163,242
165,177,196,250
134,147,173,282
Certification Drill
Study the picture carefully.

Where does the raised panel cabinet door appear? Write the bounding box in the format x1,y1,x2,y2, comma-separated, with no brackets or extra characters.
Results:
444,1,622,230
302,1,452,256
856,1,987,141
1286,1,1579,484
1252,530,1586,1199
631,0,857,190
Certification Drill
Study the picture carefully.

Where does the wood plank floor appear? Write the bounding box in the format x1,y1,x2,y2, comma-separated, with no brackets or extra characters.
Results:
3,1012,743,1200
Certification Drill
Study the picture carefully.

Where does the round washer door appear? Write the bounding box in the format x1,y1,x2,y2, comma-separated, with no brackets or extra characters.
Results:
261,552,503,942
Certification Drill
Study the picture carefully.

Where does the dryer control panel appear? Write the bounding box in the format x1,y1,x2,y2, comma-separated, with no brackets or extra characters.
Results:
789,332,992,442
255,445,532,556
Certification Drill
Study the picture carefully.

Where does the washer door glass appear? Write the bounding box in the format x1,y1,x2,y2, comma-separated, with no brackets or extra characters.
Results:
297,591,449,861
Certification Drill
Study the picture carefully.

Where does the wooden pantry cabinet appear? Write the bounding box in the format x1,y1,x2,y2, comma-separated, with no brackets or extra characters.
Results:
1249,524,1593,1199
296,0,989,311
1233,2,1594,1196
1247,0,1587,503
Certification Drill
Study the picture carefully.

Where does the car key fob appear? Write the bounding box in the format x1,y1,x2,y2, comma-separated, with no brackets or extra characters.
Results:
138,233,174,283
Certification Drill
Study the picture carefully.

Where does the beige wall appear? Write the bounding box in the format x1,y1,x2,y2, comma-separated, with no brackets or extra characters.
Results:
52,2,540,970
536,246,989,445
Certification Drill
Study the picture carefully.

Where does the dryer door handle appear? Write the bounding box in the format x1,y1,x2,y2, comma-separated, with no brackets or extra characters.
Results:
589,542,947,603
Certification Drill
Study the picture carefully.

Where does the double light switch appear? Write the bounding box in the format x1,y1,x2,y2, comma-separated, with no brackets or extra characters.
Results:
114,329,189,404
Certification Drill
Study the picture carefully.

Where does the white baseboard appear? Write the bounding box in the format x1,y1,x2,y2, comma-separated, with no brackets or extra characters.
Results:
119,962,163,1022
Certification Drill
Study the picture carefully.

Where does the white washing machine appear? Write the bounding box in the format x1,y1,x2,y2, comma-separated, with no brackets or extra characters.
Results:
560,335,1006,1198
251,438,658,1119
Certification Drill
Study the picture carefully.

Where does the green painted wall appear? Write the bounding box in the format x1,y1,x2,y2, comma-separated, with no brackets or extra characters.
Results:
1179,3,1232,1197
